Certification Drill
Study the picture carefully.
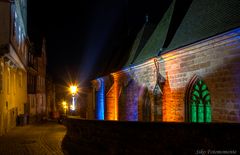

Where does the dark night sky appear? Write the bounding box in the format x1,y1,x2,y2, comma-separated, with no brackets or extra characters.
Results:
27,0,171,86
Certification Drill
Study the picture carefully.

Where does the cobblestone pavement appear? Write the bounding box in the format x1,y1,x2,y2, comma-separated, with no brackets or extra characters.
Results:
0,121,67,155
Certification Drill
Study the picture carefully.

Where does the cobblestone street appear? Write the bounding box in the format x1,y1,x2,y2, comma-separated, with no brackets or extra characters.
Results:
0,121,67,155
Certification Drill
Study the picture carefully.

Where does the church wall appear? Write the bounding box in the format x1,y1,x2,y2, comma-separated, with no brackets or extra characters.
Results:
93,28,240,123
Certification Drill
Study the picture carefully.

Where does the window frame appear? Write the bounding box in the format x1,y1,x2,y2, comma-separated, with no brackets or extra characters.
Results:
185,75,212,123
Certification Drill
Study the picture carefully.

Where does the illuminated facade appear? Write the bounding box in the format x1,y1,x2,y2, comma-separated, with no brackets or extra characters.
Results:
90,0,240,123
0,0,28,135
27,39,47,122
27,44,37,122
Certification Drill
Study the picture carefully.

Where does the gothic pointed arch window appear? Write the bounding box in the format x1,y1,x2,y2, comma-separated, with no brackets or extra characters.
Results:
142,89,151,121
153,84,163,121
186,76,211,122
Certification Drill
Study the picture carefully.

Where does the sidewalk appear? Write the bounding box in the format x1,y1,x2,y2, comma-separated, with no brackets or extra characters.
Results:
0,121,67,155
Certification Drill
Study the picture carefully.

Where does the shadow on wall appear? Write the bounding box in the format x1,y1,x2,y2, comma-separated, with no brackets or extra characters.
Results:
119,78,140,121
117,57,168,122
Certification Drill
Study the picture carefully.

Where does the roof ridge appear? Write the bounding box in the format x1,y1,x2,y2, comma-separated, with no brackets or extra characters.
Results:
132,0,176,65
123,24,146,67
131,23,157,64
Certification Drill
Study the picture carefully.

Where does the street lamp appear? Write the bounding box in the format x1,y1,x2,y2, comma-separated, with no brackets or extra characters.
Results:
69,85,78,111
70,85,77,95
62,101,67,116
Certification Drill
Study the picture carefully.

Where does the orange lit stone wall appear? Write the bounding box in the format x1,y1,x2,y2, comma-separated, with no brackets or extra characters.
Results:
105,74,120,120
160,28,240,122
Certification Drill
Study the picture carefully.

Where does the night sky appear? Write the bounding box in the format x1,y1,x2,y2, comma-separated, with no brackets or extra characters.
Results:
27,0,171,86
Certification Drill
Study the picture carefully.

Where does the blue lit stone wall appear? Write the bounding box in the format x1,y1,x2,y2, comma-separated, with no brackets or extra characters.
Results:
96,78,105,120
118,79,140,121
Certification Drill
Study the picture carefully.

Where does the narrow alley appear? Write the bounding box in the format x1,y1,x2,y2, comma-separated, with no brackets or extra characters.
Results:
0,122,66,155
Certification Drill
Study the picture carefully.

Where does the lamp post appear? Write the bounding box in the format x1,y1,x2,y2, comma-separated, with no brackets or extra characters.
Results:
69,85,78,111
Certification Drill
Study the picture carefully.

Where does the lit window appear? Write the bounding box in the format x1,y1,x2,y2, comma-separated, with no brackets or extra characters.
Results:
0,63,3,92
190,80,211,122
18,26,21,43
7,68,10,94
21,33,24,43
13,13,17,36
13,73,16,94
19,72,23,88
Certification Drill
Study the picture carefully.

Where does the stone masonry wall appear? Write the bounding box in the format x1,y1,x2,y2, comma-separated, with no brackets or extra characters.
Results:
111,28,240,123
160,28,240,122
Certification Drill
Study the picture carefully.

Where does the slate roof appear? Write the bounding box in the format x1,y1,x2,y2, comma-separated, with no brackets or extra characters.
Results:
128,0,240,66
124,26,145,67
132,0,175,65
166,0,240,52
124,23,156,67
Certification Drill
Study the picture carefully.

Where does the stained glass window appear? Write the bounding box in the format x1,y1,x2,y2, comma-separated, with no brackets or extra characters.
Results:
190,80,211,122
0,64,3,92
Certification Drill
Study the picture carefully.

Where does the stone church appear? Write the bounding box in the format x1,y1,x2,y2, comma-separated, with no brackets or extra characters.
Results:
86,0,240,123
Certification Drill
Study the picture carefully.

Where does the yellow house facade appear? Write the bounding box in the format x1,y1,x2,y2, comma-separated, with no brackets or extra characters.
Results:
0,0,28,135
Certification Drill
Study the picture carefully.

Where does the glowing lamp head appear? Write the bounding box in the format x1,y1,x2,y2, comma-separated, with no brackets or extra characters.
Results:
69,85,78,95
62,101,67,109
62,101,67,106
